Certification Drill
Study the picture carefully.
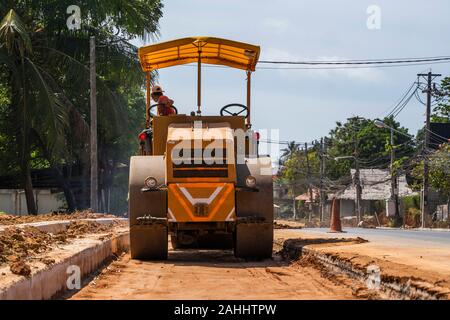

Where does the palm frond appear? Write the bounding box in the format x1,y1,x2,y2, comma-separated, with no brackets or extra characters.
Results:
36,44,131,136
0,9,32,57
31,59,89,151
25,57,68,153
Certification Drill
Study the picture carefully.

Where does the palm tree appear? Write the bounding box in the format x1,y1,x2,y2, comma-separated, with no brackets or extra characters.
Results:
0,10,72,214
0,2,163,214
0,10,131,214
280,141,300,165
0,9,101,213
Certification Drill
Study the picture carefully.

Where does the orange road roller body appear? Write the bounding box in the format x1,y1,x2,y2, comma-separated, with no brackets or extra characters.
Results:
128,37,273,260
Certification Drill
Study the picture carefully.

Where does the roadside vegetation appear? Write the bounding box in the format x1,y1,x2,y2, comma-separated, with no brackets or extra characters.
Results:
0,1,163,214
277,96,450,227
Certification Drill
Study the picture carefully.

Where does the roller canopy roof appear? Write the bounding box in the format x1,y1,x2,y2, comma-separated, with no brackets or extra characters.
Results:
138,37,260,72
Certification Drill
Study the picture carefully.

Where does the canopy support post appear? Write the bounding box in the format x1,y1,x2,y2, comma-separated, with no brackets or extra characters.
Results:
197,50,202,115
146,71,151,127
246,70,252,127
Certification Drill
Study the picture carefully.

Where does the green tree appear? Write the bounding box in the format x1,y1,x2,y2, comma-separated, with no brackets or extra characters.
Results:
280,141,299,165
277,116,416,205
279,142,320,206
0,1,163,214
326,116,415,180
430,145,450,211
0,9,70,214
411,144,450,211
432,77,450,123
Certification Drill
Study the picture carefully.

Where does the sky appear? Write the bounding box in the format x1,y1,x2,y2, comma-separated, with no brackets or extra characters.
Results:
134,0,450,157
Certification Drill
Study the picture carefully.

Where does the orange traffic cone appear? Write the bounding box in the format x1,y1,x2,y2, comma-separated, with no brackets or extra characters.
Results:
329,198,343,233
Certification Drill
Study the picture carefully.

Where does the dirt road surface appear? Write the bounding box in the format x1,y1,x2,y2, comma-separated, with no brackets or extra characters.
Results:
278,228,450,280
68,240,371,300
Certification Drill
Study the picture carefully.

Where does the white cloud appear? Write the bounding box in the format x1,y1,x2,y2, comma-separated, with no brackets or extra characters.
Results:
262,18,290,34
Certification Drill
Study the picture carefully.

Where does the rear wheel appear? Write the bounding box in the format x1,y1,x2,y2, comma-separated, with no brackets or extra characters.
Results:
234,156,274,260
128,156,168,260
233,222,273,259
130,224,168,260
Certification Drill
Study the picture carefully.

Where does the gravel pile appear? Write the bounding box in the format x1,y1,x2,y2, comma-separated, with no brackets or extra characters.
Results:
0,210,117,226
0,219,126,277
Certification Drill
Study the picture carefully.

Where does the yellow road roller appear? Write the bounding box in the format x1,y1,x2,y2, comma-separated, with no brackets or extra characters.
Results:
129,37,273,260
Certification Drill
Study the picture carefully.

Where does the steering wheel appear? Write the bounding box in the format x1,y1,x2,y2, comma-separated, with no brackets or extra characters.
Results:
148,104,178,118
220,103,248,117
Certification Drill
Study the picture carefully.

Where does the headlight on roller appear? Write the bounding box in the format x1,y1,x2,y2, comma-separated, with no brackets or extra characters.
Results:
245,175,256,188
144,176,157,189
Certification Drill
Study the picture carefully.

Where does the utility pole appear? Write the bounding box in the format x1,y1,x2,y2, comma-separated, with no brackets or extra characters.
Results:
305,142,313,222
355,158,362,223
353,130,362,223
292,182,296,220
389,128,400,225
90,36,98,212
417,71,441,228
292,194,296,220
319,138,326,222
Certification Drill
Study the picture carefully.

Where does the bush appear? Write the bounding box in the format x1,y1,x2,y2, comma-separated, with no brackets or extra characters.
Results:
402,195,420,213
376,211,388,226
404,207,421,227
431,220,450,229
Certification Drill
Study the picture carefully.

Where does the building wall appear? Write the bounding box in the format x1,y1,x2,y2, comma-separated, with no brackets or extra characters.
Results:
321,202,332,220
436,204,449,221
339,199,376,217
340,200,355,217
0,189,66,215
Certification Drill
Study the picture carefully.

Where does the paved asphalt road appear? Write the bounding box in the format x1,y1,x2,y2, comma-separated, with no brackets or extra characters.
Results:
294,227,450,246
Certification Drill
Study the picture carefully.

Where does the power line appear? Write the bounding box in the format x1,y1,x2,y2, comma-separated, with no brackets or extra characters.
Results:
259,56,450,65
378,81,425,120
425,127,450,143
414,85,440,106
179,59,450,70
414,90,427,106
260,139,318,147
257,61,450,70
378,81,417,118
392,88,417,118
269,55,450,63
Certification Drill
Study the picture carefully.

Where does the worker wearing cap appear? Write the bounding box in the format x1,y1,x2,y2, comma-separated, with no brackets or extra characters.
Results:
151,85,176,116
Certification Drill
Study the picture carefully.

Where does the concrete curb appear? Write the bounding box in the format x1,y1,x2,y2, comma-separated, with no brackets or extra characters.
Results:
375,226,450,232
279,239,449,300
0,226,130,300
